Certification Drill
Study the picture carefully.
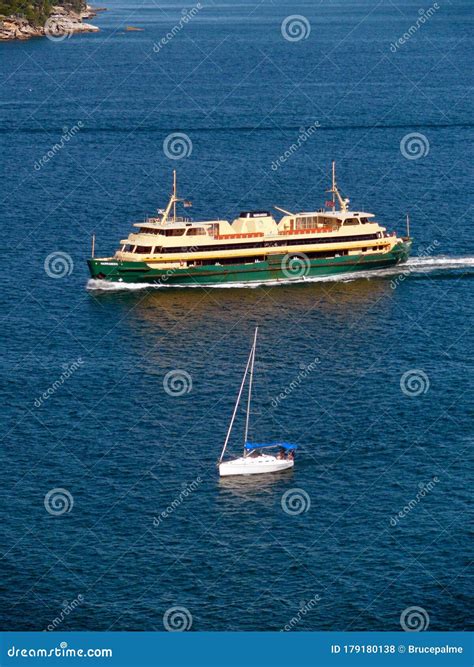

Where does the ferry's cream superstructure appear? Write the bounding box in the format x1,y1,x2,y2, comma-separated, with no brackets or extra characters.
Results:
88,165,412,286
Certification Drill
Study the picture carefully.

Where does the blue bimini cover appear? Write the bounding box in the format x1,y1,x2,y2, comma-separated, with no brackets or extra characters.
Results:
244,442,297,451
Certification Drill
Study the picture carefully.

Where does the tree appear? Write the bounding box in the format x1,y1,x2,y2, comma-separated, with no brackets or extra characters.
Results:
0,0,85,25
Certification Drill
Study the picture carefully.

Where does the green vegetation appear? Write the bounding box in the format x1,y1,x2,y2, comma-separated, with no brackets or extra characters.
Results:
0,0,85,25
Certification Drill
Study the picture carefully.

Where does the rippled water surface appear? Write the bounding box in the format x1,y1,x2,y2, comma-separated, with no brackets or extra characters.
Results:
1,0,473,632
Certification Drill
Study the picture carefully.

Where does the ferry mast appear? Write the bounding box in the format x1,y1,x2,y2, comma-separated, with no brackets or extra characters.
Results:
328,161,350,212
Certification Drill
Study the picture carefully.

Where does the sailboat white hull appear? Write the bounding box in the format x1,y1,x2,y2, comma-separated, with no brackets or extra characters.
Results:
219,455,294,477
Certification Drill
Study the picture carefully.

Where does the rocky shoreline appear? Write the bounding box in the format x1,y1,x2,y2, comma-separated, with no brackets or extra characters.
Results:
0,4,105,41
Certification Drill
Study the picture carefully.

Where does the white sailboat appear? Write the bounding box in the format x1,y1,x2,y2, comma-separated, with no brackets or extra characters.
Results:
218,327,297,477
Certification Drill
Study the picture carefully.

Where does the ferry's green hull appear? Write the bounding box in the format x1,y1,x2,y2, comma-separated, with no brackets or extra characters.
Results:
88,241,412,287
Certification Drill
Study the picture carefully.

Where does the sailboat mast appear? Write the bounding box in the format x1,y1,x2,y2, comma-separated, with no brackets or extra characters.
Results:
218,339,254,465
243,327,258,449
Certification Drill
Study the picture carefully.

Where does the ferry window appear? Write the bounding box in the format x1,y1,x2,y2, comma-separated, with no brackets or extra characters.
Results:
163,229,185,236
361,217,369,224
187,227,206,236
296,217,317,230
135,246,152,254
125,245,135,252
140,227,161,235
344,218,360,225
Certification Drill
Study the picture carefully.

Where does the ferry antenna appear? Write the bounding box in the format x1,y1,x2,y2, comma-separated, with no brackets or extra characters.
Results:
332,160,336,208
173,169,177,222
273,205,294,216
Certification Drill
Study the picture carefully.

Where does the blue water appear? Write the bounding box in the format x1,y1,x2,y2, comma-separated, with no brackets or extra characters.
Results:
1,0,473,633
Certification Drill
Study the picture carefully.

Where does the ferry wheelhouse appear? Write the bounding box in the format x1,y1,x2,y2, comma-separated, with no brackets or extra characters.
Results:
87,164,412,287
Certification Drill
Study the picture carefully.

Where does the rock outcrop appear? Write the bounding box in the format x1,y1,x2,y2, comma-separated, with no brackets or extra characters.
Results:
0,4,103,41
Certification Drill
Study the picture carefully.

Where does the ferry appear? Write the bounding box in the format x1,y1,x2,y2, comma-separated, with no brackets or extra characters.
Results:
87,164,412,287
